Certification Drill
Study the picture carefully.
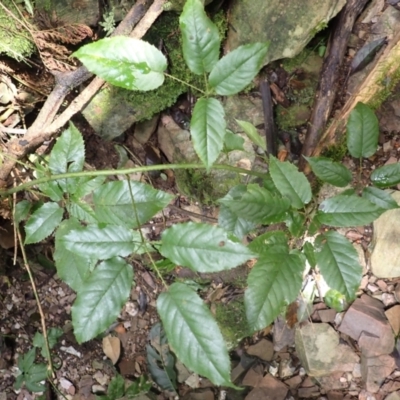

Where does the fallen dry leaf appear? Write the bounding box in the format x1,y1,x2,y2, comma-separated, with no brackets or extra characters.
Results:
102,335,121,365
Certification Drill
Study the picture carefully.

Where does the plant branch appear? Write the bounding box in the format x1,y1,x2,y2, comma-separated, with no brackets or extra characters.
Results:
0,163,267,196
0,0,166,188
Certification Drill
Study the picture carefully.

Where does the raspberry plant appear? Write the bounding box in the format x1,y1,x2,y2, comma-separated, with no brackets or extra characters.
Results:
7,0,400,392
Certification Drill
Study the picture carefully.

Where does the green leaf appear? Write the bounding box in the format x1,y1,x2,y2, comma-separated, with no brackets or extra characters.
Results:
49,123,85,194
315,231,362,300
73,37,167,91
371,163,400,188
303,241,316,268
73,176,106,199
362,187,399,210
269,156,312,209
15,200,32,223
218,185,256,239
191,98,226,170
68,199,98,223
62,224,143,259
219,184,290,224
236,119,266,150
248,231,288,256
18,348,36,371
179,0,220,74
25,202,64,244
245,251,304,331
54,219,96,292
285,210,306,237
146,323,177,394
224,130,244,152
107,374,125,399
72,257,133,343
160,222,254,273
209,42,269,95
33,328,63,359
346,102,379,158
324,289,347,312
318,194,386,227
157,282,233,387
94,180,173,228
305,156,352,187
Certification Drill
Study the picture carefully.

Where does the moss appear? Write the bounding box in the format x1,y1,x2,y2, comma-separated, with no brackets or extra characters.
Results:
367,65,400,110
214,299,251,350
321,135,347,162
0,1,35,60
118,13,206,122
276,103,310,130
175,166,243,205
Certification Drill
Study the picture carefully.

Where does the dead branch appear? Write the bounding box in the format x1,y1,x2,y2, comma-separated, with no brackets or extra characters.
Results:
298,0,369,171
0,0,166,188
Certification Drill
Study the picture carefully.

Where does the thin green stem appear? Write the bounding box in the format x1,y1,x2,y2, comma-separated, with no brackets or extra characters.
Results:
15,225,54,378
1,163,267,196
126,177,168,288
164,73,206,95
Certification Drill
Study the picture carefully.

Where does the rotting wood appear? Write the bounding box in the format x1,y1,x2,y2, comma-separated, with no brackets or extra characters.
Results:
0,0,166,188
260,81,277,157
313,29,400,161
299,0,369,171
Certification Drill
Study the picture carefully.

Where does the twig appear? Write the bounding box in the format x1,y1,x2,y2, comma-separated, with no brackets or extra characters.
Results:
299,0,369,171
0,0,166,187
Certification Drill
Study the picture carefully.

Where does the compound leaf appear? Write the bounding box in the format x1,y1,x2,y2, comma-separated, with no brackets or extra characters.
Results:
157,282,233,387
269,156,312,209
73,37,167,91
94,180,173,228
72,257,133,343
305,156,352,187
191,97,226,170
25,202,63,244
347,102,379,158
180,0,220,74
209,42,269,95
245,251,304,331
160,222,254,273
315,231,362,301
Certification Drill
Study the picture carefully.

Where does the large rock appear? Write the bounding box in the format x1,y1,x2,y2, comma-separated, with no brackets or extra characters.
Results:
225,0,346,63
371,191,400,278
338,296,395,357
295,322,359,377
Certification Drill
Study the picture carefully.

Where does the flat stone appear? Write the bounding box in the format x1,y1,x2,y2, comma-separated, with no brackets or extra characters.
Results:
273,316,295,351
327,390,345,400
226,0,345,64
295,322,359,377
182,389,215,400
284,375,302,389
361,354,396,393
247,339,274,361
338,297,395,357
298,386,320,398
385,392,400,400
318,309,337,323
371,191,400,278
242,365,264,387
258,374,288,399
315,371,350,391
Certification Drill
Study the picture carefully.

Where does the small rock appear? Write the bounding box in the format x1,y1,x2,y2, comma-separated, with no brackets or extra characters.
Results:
298,386,320,398
361,354,396,393
93,371,109,386
318,309,337,323
182,388,215,400
284,375,302,389
338,297,395,357
258,374,288,399
383,141,393,152
242,365,264,387
247,338,274,361
385,305,400,336
92,384,106,394
385,392,400,400
382,293,397,307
